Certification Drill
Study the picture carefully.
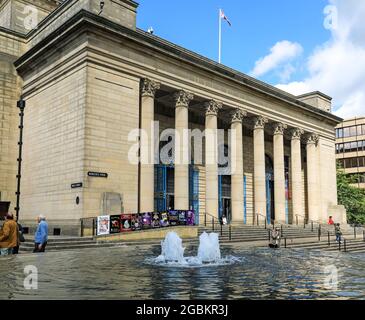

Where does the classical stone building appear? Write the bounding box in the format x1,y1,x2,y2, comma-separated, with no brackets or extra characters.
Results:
0,0,346,235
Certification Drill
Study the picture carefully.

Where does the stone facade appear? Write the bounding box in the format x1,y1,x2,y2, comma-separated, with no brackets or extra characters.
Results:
0,0,346,235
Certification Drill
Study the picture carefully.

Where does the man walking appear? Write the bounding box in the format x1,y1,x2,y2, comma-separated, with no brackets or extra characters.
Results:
0,213,18,255
335,223,342,244
33,215,48,253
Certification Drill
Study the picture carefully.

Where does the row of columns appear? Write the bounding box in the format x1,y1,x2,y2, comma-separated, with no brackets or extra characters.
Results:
140,78,320,224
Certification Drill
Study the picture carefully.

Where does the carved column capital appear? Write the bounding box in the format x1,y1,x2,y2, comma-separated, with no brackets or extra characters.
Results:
253,115,268,130
141,78,160,98
289,128,304,140
272,122,287,135
205,100,223,116
305,133,319,145
174,90,194,108
231,109,247,123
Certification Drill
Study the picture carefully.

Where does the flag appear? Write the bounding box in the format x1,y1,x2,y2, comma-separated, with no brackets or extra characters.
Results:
220,10,232,26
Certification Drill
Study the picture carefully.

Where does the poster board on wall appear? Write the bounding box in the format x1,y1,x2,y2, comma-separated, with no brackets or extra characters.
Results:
151,212,161,228
121,214,132,232
186,210,195,226
160,212,169,227
141,213,152,229
131,214,142,231
168,211,179,226
97,215,110,236
110,215,121,234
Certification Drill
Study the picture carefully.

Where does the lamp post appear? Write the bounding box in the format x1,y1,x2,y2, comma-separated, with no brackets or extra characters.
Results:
15,99,25,222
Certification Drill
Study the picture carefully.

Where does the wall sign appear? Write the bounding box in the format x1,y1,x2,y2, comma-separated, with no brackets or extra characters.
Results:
88,172,108,178
71,183,83,189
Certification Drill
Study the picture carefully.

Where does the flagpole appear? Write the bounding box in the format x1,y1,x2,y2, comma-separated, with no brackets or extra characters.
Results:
218,8,222,64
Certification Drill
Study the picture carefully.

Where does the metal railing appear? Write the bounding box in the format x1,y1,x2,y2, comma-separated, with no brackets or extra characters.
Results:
255,213,268,229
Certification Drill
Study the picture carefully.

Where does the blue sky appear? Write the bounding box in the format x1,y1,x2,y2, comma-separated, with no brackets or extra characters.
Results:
136,0,365,118
137,0,329,85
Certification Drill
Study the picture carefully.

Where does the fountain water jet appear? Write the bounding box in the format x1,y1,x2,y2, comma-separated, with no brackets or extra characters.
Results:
197,232,221,262
156,231,185,263
148,231,241,267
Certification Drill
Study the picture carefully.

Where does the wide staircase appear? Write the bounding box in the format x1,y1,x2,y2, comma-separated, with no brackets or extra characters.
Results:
19,236,166,254
18,213,365,254
198,213,365,253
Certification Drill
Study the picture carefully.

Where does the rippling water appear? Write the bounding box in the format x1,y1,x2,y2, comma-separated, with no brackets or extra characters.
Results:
0,243,364,300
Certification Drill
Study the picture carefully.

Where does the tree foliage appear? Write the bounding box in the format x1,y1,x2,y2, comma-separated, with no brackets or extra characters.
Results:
337,167,365,224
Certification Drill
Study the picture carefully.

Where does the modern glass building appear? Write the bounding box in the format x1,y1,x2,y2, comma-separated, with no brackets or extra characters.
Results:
336,117,365,189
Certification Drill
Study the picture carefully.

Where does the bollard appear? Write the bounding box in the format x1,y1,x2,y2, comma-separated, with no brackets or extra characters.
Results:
311,221,313,232
264,218,267,230
327,231,330,247
80,219,84,237
204,213,207,227
280,225,283,237
354,226,357,239
284,237,287,248
212,217,214,231
268,230,271,241
220,223,223,236
229,225,232,241
318,226,321,242
257,214,259,226
92,218,95,237
296,215,298,226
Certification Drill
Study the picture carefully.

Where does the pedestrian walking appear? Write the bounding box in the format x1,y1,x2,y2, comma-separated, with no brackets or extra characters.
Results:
335,223,342,243
0,213,18,256
33,215,48,253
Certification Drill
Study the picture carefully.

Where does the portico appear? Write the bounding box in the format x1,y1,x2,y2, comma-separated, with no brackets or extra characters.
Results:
140,78,333,226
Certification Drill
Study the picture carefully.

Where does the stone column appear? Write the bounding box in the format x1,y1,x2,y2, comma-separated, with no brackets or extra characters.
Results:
306,133,319,222
231,109,247,223
273,122,287,224
290,128,304,224
140,78,160,212
253,116,268,222
205,100,222,218
174,90,194,210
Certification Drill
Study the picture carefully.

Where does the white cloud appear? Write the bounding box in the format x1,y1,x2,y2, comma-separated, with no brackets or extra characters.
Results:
276,0,365,119
250,40,303,78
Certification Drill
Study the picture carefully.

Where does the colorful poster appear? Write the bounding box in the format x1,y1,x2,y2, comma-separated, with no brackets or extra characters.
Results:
168,210,179,226
141,212,152,229
160,212,169,227
121,214,132,232
97,215,110,235
110,215,121,234
186,210,195,226
151,212,161,228
131,214,142,231
178,210,187,225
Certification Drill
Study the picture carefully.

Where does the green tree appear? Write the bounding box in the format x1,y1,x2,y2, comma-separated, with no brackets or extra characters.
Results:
337,167,365,224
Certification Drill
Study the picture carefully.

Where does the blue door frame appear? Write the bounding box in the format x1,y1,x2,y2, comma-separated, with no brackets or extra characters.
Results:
244,175,247,224
154,164,200,221
154,165,167,212
218,175,223,220
285,173,289,224
189,167,200,224
266,173,273,225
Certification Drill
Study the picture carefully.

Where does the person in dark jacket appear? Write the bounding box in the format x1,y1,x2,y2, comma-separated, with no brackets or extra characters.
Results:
335,223,342,243
12,221,25,255
0,213,18,255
